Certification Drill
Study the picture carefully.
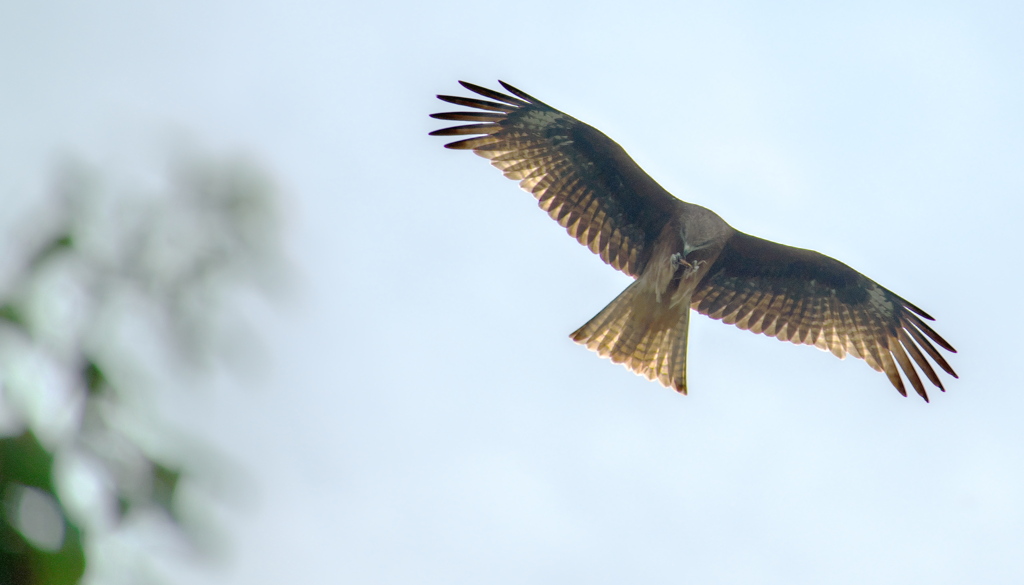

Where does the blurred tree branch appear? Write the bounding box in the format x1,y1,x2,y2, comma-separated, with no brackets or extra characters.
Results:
0,149,287,584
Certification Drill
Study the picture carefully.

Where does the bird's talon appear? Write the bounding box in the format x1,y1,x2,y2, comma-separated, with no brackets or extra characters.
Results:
671,252,691,270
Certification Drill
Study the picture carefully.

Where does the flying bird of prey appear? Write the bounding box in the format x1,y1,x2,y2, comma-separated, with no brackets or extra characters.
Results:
430,81,957,401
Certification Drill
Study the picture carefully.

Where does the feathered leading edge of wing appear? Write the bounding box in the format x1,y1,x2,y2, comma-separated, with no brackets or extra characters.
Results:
692,232,957,401
430,81,680,278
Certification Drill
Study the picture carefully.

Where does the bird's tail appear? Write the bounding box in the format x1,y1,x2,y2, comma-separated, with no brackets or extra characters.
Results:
570,280,691,394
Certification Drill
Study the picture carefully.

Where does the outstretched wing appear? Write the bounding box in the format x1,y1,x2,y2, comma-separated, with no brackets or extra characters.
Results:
692,231,957,401
430,81,679,277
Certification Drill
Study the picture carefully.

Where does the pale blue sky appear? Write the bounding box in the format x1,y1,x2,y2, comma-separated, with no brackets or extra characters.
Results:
3,1,1023,583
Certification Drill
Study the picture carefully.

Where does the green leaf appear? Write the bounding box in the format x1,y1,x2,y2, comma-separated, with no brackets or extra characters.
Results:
81,360,106,396
0,433,55,493
34,521,86,585
0,433,86,584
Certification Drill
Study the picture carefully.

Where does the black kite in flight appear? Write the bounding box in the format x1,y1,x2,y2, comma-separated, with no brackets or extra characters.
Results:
430,81,957,401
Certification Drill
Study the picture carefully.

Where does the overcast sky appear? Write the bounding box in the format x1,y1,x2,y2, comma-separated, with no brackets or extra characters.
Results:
3,1,1024,583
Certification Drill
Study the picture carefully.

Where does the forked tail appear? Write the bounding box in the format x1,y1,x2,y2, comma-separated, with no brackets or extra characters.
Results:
570,280,691,394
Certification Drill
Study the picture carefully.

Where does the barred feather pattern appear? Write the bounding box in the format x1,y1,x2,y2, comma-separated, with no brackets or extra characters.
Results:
692,232,957,401
570,279,692,393
431,81,678,278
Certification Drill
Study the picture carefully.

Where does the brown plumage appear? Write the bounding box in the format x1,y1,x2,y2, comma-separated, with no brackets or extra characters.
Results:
430,81,957,401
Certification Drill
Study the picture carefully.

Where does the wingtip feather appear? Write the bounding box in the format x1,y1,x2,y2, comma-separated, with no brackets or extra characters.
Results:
498,80,545,105
437,94,517,113
458,80,530,107
442,135,500,150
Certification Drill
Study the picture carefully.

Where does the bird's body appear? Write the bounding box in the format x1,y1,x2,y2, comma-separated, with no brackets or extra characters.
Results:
570,201,730,392
431,81,957,400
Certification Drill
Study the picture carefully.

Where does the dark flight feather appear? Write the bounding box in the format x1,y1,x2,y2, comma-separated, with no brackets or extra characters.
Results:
432,81,681,277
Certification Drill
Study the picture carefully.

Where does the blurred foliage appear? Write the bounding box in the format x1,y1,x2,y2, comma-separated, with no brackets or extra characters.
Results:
0,150,285,584
1,432,85,585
